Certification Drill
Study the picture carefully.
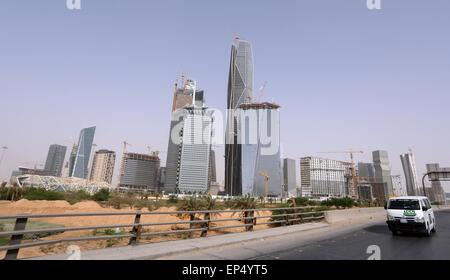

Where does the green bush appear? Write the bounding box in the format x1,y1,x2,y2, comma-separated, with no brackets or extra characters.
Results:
23,188,64,201
63,190,91,204
320,197,356,209
92,189,110,202
167,195,178,204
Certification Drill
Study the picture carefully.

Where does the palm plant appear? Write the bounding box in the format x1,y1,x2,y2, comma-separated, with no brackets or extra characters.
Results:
199,195,220,237
231,195,259,231
177,195,205,236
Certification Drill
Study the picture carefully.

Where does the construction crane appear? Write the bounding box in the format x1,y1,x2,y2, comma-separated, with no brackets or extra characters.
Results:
317,150,364,198
258,170,270,198
254,81,267,103
123,141,131,153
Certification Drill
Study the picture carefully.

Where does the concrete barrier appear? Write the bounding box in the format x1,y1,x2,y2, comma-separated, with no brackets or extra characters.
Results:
432,205,450,211
325,207,385,224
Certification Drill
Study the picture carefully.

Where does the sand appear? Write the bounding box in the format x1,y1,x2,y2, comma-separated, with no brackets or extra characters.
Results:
0,199,273,259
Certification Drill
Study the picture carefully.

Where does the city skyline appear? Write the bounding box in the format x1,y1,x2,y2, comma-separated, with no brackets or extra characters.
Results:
1,1,450,192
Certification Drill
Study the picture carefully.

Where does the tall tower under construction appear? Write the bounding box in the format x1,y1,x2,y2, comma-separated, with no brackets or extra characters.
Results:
164,77,214,194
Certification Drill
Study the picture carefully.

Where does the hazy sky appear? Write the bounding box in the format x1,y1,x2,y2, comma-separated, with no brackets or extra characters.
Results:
1,0,449,191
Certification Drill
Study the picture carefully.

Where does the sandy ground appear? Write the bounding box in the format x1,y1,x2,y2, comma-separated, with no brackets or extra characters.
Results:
0,200,272,259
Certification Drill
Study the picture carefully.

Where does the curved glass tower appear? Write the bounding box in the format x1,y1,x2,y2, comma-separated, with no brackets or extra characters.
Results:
70,126,96,179
225,38,254,196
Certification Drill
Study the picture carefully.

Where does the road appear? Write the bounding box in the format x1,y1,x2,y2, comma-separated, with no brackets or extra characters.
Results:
159,210,450,260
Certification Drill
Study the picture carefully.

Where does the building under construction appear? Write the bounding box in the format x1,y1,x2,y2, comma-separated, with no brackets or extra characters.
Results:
164,77,215,194
237,102,282,197
118,152,160,192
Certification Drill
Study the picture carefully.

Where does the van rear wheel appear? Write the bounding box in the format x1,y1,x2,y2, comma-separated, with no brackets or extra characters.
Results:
391,230,399,236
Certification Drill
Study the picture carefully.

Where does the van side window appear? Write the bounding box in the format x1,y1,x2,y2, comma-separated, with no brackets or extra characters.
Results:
425,199,432,209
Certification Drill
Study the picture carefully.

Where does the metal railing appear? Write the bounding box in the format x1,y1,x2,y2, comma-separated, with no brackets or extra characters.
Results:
0,206,325,260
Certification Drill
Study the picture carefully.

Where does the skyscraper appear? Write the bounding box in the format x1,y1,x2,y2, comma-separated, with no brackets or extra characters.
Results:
90,149,116,184
239,102,282,197
44,144,67,177
225,38,254,196
209,149,217,184
165,78,214,194
119,152,160,192
373,150,394,198
358,162,375,181
391,175,407,197
68,144,78,176
400,150,420,196
283,158,297,197
70,126,96,179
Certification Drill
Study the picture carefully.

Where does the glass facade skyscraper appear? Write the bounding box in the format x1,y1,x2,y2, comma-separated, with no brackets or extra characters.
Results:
44,144,67,177
70,126,96,179
400,150,420,196
225,38,254,196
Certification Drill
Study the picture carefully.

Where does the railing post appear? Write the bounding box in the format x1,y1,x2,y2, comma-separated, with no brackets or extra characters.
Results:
283,210,288,226
245,210,254,232
128,212,142,246
5,217,28,260
200,212,210,237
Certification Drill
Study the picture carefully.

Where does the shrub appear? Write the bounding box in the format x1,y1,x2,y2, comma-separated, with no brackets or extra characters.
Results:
321,197,356,209
23,188,64,201
167,195,178,204
92,189,110,202
134,199,155,211
64,190,91,204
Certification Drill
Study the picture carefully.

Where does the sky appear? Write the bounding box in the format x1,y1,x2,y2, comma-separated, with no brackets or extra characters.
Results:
0,0,449,191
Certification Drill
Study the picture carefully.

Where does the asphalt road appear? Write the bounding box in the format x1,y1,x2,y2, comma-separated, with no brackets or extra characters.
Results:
160,210,450,260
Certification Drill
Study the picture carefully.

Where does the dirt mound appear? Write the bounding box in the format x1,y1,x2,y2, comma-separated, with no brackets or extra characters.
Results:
71,201,105,211
13,199,71,208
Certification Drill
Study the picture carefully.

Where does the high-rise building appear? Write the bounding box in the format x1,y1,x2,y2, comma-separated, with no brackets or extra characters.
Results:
400,150,420,196
300,157,346,198
177,107,214,194
70,126,96,179
119,152,160,192
89,149,115,184
283,158,297,198
239,103,282,197
358,162,375,181
157,166,166,192
68,144,78,176
391,175,407,197
426,164,447,204
165,78,214,194
165,78,205,193
372,150,394,198
209,149,217,184
225,38,253,196
44,144,67,177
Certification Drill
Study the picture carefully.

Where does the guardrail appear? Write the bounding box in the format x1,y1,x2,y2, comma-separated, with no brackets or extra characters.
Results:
0,206,325,260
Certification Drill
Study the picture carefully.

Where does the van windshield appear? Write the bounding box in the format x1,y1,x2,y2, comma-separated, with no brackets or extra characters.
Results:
388,199,420,210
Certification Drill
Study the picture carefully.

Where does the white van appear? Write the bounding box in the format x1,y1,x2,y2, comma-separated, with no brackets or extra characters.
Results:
385,196,436,236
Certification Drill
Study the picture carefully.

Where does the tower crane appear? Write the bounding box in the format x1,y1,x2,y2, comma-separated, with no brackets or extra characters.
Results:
258,170,270,198
317,150,364,198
